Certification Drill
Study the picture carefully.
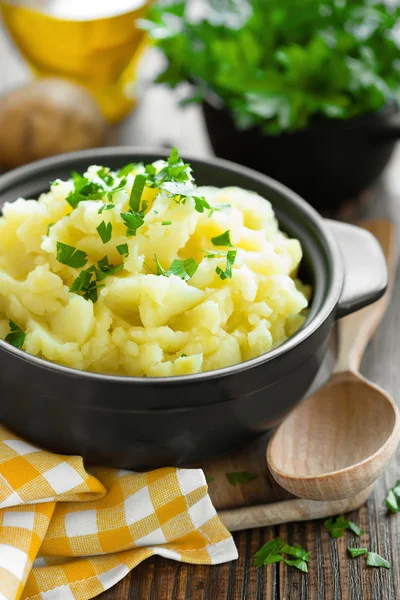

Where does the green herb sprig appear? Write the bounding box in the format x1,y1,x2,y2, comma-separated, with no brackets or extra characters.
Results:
324,514,364,538
153,255,199,281
5,320,26,349
254,537,310,572
56,242,88,269
348,548,390,569
386,480,400,513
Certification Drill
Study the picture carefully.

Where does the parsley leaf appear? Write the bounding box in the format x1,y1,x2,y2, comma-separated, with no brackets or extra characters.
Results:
168,146,180,165
96,221,113,244
205,475,214,484
129,174,147,212
348,548,368,558
5,320,26,349
66,172,104,208
97,168,114,187
226,472,257,486
283,558,309,572
193,195,211,213
69,269,93,294
95,256,124,281
116,244,129,257
107,177,128,202
324,515,363,538
46,222,54,235
366,552,390,569
215,250,237,280
281,545,310,562
121,211,145,237
98,204,114,214
211,230,233,247
254,538,285,568
56,242,88,268
154,255,199,281
386,480,400,514
162,221,172,226
118,163,136,177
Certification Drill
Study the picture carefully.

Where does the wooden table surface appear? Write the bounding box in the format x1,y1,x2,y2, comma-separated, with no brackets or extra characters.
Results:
1,27,400,600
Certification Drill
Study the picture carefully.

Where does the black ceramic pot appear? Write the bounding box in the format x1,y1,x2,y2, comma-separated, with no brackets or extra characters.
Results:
0,148,388,470
202,100,400,208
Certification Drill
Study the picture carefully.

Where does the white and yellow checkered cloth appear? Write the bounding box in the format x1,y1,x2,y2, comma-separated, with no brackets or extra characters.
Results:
0,427,237,600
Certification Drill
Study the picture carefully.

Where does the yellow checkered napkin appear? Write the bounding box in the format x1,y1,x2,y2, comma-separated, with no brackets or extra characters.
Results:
0,427,237,600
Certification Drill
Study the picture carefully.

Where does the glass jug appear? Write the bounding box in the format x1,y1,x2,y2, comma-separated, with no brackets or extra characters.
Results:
0,0,151,122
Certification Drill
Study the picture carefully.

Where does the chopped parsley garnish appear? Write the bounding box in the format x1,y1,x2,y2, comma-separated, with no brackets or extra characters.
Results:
154,255,199,281
69,256,123,302
162,221,172,226
98,204,114,214
324,515,364,538
129,174,147,212
97,168,114,187
5,320,26,349
66,171,104,208
50,180,60,187
213,250,237,281
366,552,391,569
46,222,54,235
116,244,129,257
107,177,128,202
95,255,124,281
254,538,310,572
348,548,368,558
56,242,88,269
211,230,233,247
168,147,180,164
96,221,113,244
146,147,192,190
118,163,136,177
348,548,390,569
205,475,214,484
121,211,145,237
226,472,257,486
193,195,211,213
385,480,400,513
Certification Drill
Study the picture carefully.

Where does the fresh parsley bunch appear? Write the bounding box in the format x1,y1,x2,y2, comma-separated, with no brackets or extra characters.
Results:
142,0,400,134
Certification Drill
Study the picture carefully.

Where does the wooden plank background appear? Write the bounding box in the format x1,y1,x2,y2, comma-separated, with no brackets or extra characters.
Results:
1,27,400,600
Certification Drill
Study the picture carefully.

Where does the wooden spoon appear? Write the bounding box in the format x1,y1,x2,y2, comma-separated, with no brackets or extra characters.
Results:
268,220,400,501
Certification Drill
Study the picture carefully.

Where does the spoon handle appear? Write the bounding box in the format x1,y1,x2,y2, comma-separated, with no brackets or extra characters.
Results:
334,220,396,374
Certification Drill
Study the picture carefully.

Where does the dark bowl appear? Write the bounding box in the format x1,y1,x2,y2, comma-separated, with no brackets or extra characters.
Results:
202,100,400,209
0,148,388,469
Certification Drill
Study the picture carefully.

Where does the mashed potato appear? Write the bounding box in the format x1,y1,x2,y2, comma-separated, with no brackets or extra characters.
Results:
0,150,311,376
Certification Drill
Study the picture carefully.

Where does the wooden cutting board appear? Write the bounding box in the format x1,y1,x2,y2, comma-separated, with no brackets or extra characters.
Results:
199,219,394,533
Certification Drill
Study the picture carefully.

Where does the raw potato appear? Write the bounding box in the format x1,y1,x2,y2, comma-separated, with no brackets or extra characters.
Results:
0,78,106,170
0,160,311,376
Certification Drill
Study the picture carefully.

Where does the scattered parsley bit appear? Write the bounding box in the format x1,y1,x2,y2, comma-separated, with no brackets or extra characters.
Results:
146,148,192,190
215,250,237,281
168,147,180,164
121,211,145,237
50,180,60,187
129,174,147,212
385,480,400,513
5,320,26,349
193,195,211,213
348,548,368,558
226,472,258,486
46,222,54,235
98,204,114,214
254,537,285,567
107,177,128,202
69,269,93,294
95,256,124,281
66,172,104,208
56,242,88,269
324,515,363,538
118,163,136,177
116,244,129,257
96,221,113,244
162,221,172,226
205,475,214,484
211,230,233,247
97,168,114,187
154,255,199,281
253,538,309,572
181,353,187,357
366,552,390,569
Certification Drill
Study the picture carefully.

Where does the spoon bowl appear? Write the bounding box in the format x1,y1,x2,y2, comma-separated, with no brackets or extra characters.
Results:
267,371,400,500
267,220,400,502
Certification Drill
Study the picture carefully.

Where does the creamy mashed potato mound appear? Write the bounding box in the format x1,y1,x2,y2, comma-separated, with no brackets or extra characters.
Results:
0,152,311,376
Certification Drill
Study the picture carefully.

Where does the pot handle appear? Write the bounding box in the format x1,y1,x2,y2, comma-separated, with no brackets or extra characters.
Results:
370,111,400,141
326,220,388,319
